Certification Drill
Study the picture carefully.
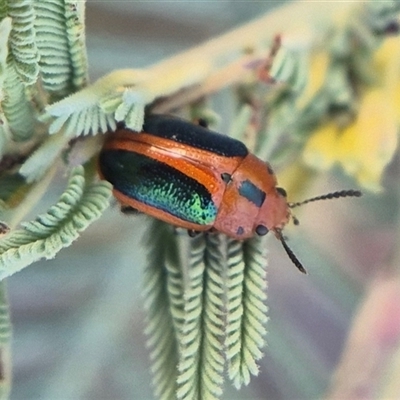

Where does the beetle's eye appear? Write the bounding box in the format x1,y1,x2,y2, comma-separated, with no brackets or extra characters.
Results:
276,187,287,197
255,225,269,236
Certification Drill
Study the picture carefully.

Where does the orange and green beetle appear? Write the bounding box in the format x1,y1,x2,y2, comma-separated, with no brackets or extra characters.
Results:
98,114,361,273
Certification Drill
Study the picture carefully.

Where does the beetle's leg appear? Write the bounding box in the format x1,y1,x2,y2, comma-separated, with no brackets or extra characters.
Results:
197,118,208,128
120,205,140,215
187,229,201,237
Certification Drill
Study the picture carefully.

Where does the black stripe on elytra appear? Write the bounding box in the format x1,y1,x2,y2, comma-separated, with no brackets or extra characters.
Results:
143,114,248,158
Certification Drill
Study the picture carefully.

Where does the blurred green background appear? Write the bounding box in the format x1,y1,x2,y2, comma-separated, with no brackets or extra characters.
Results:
8,1,399,399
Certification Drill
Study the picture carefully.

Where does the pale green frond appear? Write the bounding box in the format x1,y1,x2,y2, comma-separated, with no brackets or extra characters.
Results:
2,62,35,141
0,17,11,89
199,234,226,399
0,166,112,280
112,88,146,129
324,63,354,110
228,104,252,142
43,86,117,136
0,282,11,345
34,0,88,96
355,1,400,51
176,234,205,400
255,45,310,161
176,234,226,400
0,18,14,154
7,0,40,86
164,236,186,347
43,69,149,136
0,1,6,20
225,239,246,382
0,281,11,399
226,237,268,390
64,0,88,90
0,127,7,159
270,45,309,93
19,131,71,182
142,220,179,400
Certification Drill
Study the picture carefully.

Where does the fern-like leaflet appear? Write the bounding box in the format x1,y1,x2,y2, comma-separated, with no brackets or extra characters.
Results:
0,166,112,280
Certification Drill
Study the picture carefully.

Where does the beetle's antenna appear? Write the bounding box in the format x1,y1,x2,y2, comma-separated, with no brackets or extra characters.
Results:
288,189,362,209
275,229,307,274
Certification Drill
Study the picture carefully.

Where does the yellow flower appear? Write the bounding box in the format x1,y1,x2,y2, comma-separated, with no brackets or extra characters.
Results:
341,90,397,187
303,37,400,192
304,90,398,192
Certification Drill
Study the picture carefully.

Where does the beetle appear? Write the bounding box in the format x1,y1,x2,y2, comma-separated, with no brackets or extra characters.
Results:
98,114,361,273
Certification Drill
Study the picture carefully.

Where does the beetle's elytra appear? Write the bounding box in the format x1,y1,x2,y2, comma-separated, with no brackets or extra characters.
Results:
98,114,362,273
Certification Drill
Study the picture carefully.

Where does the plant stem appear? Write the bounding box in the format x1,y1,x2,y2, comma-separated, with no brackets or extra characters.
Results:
88,1,357,114
144,0,357,112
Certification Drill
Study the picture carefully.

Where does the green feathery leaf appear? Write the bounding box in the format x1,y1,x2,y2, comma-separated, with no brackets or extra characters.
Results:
19,131,71,182
2,62,35,141
1,7,35,144
176,234,227,400
0,281,11,399
42,84,118,136
270,45,309,93
7,0,40,86
143,220,179,400
42,69,150,136
176,234,206,400
103,87,146,129
367,0,400,30
0,166,112,280
64,0,88,90
165,235,188,347
228,104,252,142
0,282,11,345
226,237,268,389
0,17,11,156
144,228,270,399
34,0,88,97
0,17,11,88
199,234,226,399
0,1,6,20
225,239,246,380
